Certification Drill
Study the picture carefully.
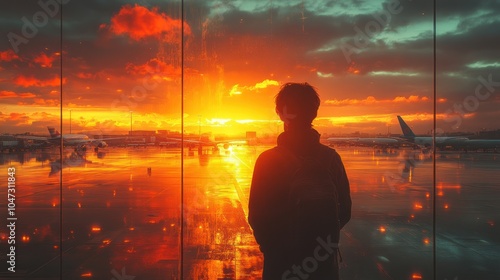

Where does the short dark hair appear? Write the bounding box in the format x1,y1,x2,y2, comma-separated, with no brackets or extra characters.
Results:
275,82,320,126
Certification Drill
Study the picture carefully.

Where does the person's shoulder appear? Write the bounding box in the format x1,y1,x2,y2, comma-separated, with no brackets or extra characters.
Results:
317,143,342,160
254,146,287,170
257,146,281,160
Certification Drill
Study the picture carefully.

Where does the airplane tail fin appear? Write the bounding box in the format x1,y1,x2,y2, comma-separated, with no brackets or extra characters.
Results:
397,115,416,138
47,127,61,138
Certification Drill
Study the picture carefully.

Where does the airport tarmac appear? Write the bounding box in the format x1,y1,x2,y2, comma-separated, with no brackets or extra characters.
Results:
0,145,499,279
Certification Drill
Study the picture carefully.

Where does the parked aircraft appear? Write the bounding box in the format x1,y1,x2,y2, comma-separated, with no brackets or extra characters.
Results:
397,115,500,151
397,115,470,148
15,127,119,150
165,133,247,153
326,136,402,147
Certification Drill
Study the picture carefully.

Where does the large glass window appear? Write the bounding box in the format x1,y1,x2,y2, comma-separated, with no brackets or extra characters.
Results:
1,1,499,279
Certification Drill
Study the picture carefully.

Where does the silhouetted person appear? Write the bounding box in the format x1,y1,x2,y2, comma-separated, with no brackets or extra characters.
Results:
248,82,351,280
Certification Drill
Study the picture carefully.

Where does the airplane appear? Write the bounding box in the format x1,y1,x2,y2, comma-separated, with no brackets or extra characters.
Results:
15,127,121,150
397,115,469,148
397,115,500,151
163,133,247,154
326,136,402,148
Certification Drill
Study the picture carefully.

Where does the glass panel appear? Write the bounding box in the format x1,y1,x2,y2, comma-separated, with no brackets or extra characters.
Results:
59,1,182,279
436,1,500,279
0,0,62,278
183,0,434,279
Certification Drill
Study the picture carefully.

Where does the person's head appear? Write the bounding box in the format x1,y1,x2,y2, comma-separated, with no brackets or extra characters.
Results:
275,82,320,130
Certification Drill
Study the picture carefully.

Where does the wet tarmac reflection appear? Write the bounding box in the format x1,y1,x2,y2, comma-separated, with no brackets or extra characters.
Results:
0,146,499,279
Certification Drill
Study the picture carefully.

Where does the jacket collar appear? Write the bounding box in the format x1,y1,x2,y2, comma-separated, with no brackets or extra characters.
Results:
277,128,321,155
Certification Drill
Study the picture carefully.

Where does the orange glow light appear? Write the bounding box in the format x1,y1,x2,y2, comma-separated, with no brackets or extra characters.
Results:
91,226,101,233
414,203,423,209
412,273,423,279
423,238,430,245
102,239,111,245
379,226,386,233
425,192,430,198
22,235,30,242
444,203,449,209
80,272,93,278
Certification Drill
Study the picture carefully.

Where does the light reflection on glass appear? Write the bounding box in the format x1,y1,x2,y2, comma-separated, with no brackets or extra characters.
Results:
1,142,498,278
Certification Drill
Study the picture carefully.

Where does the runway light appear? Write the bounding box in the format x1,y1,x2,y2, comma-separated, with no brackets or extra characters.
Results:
80,272,93,278
379,226,386,233
423,238,430,245
412,273,423,279
91,226,101,233
22,235,30,243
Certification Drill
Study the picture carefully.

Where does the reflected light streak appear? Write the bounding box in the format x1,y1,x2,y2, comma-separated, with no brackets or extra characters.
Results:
80,272,93,278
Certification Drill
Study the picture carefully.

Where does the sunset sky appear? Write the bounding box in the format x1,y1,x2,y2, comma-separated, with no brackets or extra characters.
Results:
1,0,499,136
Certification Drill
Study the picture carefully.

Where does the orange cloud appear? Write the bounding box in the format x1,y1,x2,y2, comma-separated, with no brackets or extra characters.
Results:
103,4,191,43
393,95,428,102
76,72,94,79
0,50,20,62
229,79,279,96
14,75,66,87
8,112,29,121
126,58,180,77
33,52,57,68
0,90,36,99
324,95,430,106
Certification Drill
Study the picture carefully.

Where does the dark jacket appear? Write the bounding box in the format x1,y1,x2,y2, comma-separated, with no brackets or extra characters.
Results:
248,128,351,279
